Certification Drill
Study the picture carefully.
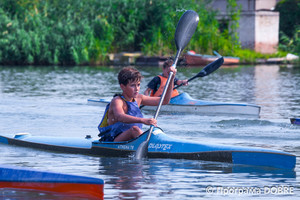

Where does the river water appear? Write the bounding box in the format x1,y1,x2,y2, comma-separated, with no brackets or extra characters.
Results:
0,64,299,199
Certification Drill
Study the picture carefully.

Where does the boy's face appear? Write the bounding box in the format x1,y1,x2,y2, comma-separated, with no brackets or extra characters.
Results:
163,66,171,77
120,80,140,99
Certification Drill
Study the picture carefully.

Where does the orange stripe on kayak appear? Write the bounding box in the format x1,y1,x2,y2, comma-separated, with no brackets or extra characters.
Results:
0,182,104,199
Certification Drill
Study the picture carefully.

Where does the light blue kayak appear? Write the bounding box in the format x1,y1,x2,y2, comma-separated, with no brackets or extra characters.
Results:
0,128,295,169
88,92,261,117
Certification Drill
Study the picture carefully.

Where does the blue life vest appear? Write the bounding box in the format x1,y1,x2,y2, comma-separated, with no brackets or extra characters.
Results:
98,95,143,141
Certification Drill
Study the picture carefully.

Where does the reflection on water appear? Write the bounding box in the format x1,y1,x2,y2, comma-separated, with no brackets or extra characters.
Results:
0,188,98,200
97,157,296,199
254,65,281,118
255,65,300,119
98,158,144,199
0,64,300,199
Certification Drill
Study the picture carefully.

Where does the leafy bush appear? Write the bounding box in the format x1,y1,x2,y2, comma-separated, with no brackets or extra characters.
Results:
275,0,300,39
275,0,300,57
0,0,114,65
0,0,241,65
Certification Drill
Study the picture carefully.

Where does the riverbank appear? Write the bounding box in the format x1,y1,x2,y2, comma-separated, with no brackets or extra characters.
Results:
108,52,300,67
1,52,299,67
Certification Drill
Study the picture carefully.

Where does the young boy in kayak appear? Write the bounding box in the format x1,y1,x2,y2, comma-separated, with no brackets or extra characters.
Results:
144,58,188,97
98,66,177,142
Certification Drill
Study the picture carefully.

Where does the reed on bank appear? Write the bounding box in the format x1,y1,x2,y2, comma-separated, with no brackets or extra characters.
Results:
0,0,241,65
0,0,298,65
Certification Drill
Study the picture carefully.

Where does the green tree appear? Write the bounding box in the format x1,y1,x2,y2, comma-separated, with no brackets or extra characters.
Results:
275,0,300,38
0,0,242,65
275,0,300,56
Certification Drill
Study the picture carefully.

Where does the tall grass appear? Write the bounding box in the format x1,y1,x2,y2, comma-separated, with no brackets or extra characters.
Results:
0,0,241,65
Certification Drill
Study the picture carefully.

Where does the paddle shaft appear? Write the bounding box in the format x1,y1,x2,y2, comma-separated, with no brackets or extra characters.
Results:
146,49,182,140
135,65,176,159
145,69,175,142
135,10,199,159
144,50,181,141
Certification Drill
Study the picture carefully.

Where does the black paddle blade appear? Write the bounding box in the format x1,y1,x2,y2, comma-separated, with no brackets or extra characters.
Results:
197,57,224,77
175,10,199,52
173,56,224,90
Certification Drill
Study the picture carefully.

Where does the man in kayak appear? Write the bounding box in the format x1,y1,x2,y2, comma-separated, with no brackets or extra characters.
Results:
144,58,188,97
98,66,176,142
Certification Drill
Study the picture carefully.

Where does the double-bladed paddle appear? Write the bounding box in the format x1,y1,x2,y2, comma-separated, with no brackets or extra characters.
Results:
135,10,199,159
173,56,224,90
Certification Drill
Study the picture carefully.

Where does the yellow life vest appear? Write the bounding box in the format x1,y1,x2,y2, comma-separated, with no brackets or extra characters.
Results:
98,95,127,129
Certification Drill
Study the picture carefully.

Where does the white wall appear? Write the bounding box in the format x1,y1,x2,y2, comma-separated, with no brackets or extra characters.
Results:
255,11,279,53
210,0,279,53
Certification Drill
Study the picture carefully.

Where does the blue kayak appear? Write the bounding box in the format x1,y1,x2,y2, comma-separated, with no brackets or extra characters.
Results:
0,164,104,199
290,118,300,125
88,93,261,117
0,128,295,170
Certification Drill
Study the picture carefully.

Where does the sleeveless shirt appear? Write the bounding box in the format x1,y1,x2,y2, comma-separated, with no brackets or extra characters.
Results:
98,95,143,141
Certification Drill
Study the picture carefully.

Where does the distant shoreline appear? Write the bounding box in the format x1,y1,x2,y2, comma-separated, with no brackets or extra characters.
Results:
1,53,299,67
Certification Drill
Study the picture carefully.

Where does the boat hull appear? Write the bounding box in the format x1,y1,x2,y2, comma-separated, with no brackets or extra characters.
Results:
0,128,295,169
88,93,261,117
0,164,104,199
184,53,240,66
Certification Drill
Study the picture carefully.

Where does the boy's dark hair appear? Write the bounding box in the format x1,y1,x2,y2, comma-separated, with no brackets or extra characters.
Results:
163,57,174,69
118,67,142,85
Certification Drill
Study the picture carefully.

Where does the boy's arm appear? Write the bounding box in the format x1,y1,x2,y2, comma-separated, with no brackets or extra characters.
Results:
162,67,176,104
111,97,143,124
111,97,156,126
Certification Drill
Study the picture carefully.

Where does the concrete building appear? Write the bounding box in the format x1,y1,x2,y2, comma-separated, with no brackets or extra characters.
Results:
211,0,280,54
